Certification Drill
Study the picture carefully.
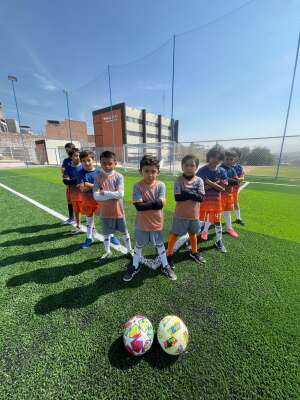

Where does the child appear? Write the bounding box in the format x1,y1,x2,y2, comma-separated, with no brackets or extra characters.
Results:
197,145,228,253
62,148,83,235
77,150,101,249
232,149,245,225
220,151,239,238
93,151,133,258
167,154,205,268
123,155,177,282
61,142,76,225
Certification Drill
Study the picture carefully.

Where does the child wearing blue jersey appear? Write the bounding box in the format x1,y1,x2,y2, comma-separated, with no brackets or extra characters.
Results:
63,148,83,234
197,145,228,253
231,149,245,225
61,142,76,225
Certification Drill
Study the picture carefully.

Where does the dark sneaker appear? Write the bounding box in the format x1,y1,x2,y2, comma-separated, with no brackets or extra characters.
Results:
167,255,175,269
235,219,245,226
215,240,227,253
161,265,177,281
110,235,120,245
123,264,141,282
189,252,206,264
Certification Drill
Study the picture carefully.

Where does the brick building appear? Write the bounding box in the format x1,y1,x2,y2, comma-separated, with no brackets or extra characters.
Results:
46,119,88,143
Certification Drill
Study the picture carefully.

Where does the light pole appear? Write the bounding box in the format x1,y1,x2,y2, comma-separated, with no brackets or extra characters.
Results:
7,75,28,167
63,89,72,143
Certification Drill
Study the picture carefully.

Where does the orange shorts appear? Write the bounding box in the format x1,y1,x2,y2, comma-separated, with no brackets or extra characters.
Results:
199,209,221,224
66,186,72,203
72,201,82,213
232,186,239,204
222,192,234,212
80,202,100,217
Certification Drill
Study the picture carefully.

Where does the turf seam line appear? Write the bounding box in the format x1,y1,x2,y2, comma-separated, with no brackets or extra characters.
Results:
245,181,299,187
239,181,250,192
0,182,127,254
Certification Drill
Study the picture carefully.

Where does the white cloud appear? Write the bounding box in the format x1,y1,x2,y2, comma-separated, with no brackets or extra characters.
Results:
33,73,57,91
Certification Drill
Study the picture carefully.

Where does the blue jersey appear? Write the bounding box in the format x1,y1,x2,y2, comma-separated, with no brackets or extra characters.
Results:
62,157,72,170
77,167,102,203
220,164,238,190
197,165,228,193
64,164,83,184
234,163,244,178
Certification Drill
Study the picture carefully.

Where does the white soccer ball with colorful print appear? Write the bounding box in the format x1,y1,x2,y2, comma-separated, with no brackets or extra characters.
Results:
157,315,189,355
123,315,154,356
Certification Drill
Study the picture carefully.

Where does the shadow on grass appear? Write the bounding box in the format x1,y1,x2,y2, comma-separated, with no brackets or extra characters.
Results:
0,223,62,235
7,254,127,287
108,335,179,371
0,243,80,268
34,269,155,315
1,231,76,248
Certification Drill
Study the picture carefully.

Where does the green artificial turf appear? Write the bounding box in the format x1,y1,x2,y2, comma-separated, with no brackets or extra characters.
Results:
0,167,299,399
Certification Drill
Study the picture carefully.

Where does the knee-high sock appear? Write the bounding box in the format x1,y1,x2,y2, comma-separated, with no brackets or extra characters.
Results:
223,211,232,229
68,203,74,219
156,243,168,268
189,233,198,253
103,235,110,253
122,231,132,252
86,216,94,239
234,208,241,219
203,221,211,233
133,246,142,269
167,233,178,256
215,224,222,242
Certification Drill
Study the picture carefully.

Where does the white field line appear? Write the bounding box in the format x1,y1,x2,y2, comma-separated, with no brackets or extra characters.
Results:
239,181,251,192
0,182,127,254
247,181,300,188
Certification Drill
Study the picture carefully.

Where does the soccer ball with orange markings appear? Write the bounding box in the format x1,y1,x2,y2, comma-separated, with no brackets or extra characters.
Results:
123,315,154,356
157,315,189,355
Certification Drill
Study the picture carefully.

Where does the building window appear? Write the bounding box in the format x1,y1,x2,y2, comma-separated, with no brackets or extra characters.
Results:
126,116,143,124
126,130,143,137
146,121,158,127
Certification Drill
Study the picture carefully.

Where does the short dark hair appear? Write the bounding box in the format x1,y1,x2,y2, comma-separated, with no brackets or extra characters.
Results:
80,150,95,160
229,147,241,158
206,145,225,162
181,154,199,168
68,147,80,157
225,150,237,159
65,142,75,150
139,154,160,171
100,150,116,161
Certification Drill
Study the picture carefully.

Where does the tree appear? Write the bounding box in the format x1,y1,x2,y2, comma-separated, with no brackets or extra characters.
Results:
245,147,275,166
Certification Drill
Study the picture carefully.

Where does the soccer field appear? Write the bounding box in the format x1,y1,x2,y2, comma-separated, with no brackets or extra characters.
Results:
0,167,299,399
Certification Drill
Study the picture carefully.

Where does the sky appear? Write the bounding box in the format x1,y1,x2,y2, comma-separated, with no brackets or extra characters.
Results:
0,0,300,148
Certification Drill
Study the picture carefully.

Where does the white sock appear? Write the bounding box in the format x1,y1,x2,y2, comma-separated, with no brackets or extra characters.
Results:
103,235,111,253
156,243,168,268
215,224,222,242
122,231,132,252
86,216,94,239
203,221,211,232
223,211,232,230
133,246,142,269
234,208,241,219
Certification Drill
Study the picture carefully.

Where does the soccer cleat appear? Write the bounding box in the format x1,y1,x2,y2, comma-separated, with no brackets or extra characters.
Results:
81,238,94,249
167,255,175,269
189,252,206,264
61,218,75,226
227,228,239,238
110,236,120,246
161,265,177,281
101,251,112,259
123,264,141,282
201,231,208,241
215,240,227,253
235,219,245,226
71,226,82,235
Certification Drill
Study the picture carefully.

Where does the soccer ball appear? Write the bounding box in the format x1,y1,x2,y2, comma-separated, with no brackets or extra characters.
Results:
123,315,154,356
157,315,189,355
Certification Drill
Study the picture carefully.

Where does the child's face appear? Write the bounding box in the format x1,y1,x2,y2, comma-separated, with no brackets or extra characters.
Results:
208,155,221,169
101,157,117,174
66,147,73,156
140,165,159,184
182,159,198,176
224,155,235,167
81,156,95,171
71,152,80,165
